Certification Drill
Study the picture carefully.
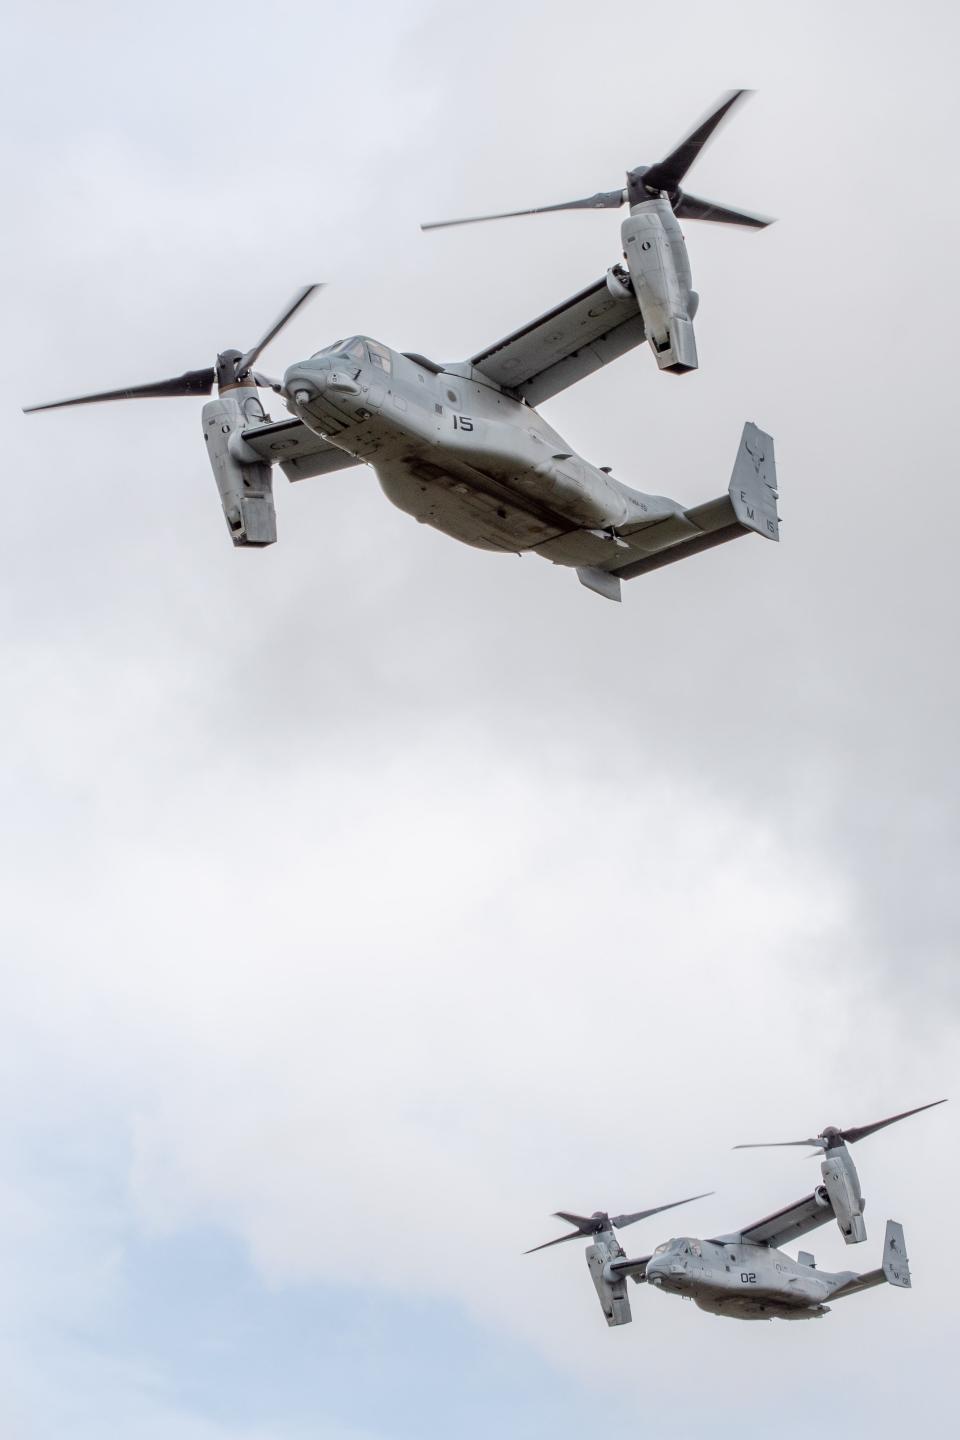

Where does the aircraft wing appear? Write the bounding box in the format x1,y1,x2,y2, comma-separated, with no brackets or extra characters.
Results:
606,1254,651,1282
240,418,363,482
469,274,645,405
715,1191,837,1250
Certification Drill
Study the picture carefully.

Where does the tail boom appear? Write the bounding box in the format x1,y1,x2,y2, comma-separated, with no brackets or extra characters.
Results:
829,1221,911,1302
577,421,779,598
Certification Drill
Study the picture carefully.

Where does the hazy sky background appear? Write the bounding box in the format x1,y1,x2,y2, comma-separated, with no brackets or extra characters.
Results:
3,2,958,1436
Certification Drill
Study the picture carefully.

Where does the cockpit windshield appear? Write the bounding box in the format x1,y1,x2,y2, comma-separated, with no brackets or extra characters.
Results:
654,1238,693,1256
311,337,365,359
308,336,392,374
367,339,392,374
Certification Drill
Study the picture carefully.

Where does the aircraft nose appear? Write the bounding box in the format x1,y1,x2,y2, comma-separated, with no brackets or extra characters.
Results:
283,363,322,407
283,359,361,406
645,1257,666,1287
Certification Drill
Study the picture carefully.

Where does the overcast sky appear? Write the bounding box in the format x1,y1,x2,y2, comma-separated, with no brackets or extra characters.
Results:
3,2,958,1436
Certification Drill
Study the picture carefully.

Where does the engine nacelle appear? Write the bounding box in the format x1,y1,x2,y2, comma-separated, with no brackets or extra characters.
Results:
821,1151,867,1245
620,198,698,373
202,388,277,546
585,1242,633,1327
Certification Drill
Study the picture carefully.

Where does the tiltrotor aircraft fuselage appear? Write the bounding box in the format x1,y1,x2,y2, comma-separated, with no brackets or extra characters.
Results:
25,91,780,602
220,328,778,603
591,1217,911,1324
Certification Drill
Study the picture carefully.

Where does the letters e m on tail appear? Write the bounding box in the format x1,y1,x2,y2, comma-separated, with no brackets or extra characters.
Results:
729,421,779,542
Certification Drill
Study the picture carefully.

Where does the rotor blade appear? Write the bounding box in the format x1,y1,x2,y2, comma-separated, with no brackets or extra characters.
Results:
524,1229,594,1255
420,190,626,231
239,284,324,374
23,367,215,413
610,1191,714,1230
733,1140,825,1151
674,192,774,228
842,1098,948,1146
553,1211,604,1231
524,1209,608,1253
641,89,752,194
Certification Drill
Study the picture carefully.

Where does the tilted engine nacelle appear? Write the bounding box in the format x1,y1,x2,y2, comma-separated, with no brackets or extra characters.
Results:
585,1240,633,1327
202,388,277,546
620,198,699,373
821,1149,867,1245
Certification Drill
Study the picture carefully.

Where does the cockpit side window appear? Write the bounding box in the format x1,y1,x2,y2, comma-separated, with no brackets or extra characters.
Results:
367,340,392,375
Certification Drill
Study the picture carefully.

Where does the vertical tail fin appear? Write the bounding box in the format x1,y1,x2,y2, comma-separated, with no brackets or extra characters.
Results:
728,422,779,541
882,1220,911,1288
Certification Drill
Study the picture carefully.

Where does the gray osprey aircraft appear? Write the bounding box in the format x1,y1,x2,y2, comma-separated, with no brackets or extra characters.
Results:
24,282,778,604
24,93,777,601
531,1100,944,1325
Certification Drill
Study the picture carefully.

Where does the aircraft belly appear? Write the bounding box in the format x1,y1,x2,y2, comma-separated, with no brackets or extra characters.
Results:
292,394,391,462
694,1295,825,1321
429,414,627,531
293,382,655,562
373,456,566,553
690,1247,827,1314
693,1270,824,1320
292,384,636,560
